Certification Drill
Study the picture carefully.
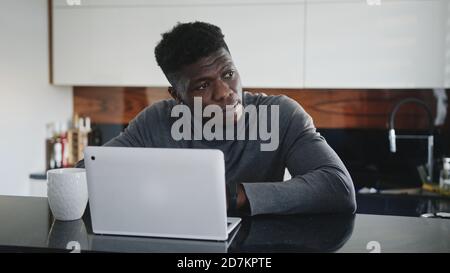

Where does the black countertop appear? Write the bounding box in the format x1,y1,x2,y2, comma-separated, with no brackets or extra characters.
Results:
0,195,449,253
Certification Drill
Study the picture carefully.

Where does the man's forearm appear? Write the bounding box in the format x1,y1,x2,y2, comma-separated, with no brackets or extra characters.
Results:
242,166,356,216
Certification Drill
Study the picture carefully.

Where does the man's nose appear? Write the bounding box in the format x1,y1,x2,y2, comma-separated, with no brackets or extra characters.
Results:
212,79,232,101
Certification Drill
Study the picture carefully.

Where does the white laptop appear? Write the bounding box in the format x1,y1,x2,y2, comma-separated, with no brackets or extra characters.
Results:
84,146,241,241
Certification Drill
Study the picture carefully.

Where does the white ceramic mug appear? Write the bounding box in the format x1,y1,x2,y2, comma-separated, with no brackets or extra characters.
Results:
47,168,88,221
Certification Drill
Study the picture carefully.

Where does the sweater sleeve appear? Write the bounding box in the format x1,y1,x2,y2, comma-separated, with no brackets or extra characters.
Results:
242,96,356,215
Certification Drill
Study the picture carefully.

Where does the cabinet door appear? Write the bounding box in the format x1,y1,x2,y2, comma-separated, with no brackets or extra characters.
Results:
165,3,305,88
305,0,447,88
53,0,304,6
52,1,305,88
53,4,168,86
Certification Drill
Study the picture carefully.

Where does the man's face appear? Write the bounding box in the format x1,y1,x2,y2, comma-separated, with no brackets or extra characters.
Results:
169,48,244,123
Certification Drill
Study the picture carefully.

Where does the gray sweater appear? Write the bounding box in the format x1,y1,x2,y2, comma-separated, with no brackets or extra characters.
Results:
77,92,356,216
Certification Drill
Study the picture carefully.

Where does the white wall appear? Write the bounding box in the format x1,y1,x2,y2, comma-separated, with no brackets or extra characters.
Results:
0,0,73,196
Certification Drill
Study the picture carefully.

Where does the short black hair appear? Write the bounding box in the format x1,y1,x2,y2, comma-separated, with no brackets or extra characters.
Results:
154,21,230,77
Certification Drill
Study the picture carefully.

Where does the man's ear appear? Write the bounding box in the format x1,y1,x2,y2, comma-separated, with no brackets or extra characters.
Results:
168,86,182,104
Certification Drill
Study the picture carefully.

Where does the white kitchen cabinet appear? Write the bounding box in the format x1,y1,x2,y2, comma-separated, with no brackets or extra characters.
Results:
52,0,305,88
53,0,305,6
443,1,450,88
305,0,448,88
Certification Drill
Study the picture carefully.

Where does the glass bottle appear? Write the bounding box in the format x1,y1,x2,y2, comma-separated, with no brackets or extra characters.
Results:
439,157,450,192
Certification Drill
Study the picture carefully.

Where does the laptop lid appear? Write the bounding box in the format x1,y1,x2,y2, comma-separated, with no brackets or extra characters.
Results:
84,146,230,241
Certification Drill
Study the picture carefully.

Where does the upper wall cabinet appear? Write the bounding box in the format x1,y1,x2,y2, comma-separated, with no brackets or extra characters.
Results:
52,0,305,88
305,0,448,88
52,0,448,88
53,0,304,6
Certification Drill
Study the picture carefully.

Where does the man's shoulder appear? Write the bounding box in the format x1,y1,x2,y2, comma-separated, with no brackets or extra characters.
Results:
138,98,177,119
243,91,312,131
244,91,303,113
127,98,176,129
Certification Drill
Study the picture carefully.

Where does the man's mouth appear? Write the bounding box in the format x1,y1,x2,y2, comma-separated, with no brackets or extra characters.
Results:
222,101,240,112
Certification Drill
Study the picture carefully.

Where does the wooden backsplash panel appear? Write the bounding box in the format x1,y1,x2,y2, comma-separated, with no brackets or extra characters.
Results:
74,87,449,130
256,89,442,130
74,87,171,124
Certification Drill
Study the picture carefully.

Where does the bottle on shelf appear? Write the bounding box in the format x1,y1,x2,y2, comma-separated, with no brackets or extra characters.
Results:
67,114,79,167
77,116,92,164
45,115,93,170
53,122,63,169
439,157,450,193
45,123,56,171
60,122,69,168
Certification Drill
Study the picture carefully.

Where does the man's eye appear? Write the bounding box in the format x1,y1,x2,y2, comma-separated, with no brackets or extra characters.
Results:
224,71,234,79
197,82,209,90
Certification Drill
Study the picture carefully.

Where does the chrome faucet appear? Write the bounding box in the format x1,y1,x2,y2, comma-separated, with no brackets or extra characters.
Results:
388,98,435,183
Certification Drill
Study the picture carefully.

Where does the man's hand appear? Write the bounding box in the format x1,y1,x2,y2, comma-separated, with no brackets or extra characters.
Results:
226,184,248,210
226,183,249,212
236,184,248,210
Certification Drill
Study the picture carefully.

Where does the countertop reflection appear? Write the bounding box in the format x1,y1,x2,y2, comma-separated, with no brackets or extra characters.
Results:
44,209,354,253
229,214,354,253
0,196,449,253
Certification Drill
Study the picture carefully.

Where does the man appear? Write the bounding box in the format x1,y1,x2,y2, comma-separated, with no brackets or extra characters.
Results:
77,21,356,216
